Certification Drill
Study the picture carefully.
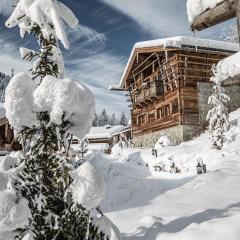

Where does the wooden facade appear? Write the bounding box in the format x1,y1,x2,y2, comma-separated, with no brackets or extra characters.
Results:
117,40,237,144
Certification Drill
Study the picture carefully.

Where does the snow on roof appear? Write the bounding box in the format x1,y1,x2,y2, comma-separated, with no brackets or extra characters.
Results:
119,36,239,88
0,103,6,118
186,0,228,23
86,125,125,140
216,51,240,84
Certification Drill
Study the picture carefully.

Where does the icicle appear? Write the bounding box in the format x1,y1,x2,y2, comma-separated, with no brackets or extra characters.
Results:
192,30,198,52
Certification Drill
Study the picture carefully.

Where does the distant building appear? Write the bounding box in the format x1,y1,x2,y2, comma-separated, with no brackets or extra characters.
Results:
0,104,21,153
85,125,126,154
110,36,240,147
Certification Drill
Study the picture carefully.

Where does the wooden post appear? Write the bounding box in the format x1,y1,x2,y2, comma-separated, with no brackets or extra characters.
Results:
236,0,240,45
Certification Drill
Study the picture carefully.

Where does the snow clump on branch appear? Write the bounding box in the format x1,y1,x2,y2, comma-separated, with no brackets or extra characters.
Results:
5,0,78,48
5,73,95,138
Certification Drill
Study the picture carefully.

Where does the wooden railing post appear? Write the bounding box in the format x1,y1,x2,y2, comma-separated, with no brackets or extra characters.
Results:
236,0,240,45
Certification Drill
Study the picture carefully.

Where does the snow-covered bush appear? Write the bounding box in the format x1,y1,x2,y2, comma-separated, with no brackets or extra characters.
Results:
155,135,171,149
207,66,230,150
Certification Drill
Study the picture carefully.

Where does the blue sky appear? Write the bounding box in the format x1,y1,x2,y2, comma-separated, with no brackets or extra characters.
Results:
0,0,234,116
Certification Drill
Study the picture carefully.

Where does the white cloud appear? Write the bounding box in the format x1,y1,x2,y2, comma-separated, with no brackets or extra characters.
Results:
0,0,17,16
65,52,129,114
0,38,30,74
99,0,191,37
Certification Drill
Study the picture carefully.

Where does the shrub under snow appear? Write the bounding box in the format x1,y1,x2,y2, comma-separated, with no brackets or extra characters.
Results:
155,135,171,149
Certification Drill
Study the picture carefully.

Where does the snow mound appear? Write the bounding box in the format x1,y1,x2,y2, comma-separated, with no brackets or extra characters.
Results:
4,72,38,131
94,216,121,240
5,0,79,49
70,162,106,210
34,75,95,138
22,233,33,240
0,153,30,239
155,135,171,149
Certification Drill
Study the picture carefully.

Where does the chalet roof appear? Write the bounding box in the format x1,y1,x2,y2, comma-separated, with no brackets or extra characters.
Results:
86,125,125,140
117,36,239,89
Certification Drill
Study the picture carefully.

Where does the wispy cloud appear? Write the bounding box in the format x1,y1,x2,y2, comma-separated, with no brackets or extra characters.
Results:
0,37,30,74
99,0,191,37
63,24,129,114
0,0,17,16
0,8,128,114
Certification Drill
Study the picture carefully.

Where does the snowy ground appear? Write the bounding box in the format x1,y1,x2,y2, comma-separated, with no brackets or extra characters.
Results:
1,109,240,239
88,109,240,240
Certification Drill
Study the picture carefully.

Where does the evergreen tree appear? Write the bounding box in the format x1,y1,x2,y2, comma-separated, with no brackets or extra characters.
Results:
92,113,99,127
5,1,111,239
207,67,230,150
119,112,128,126
0,72,11,102
110,113,117,126
98,109,108,126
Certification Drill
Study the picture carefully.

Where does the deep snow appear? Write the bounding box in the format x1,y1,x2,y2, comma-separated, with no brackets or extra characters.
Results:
89,108,240,240
1,109,240,239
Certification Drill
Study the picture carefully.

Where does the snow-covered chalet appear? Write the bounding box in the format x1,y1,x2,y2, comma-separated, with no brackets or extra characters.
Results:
110,36,240,147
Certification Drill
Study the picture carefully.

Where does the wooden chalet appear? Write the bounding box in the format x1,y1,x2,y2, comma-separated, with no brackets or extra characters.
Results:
0,104,21,153
111,36,239,147
85,125,126,153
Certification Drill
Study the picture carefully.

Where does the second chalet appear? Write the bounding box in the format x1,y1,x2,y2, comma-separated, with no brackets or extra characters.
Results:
111,36,240,147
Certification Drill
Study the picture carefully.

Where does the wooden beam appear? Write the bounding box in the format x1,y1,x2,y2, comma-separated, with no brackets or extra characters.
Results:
191,0,236,31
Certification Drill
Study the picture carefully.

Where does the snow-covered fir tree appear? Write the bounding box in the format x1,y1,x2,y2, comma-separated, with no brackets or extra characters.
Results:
207,66,230,150
119,112,128,126
110,113,117,126
92,113,99,127
0,71,11,102
4,1,119,239
98,109,109,126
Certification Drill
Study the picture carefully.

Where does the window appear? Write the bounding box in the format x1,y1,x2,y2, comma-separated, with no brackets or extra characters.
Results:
157,108,164,119
165,104,171,116
172,100,179,114
148,112,155,122
138,115,145,125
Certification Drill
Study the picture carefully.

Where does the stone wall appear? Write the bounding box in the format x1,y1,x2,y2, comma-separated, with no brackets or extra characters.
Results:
133,125,201,148
198,82,240,128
